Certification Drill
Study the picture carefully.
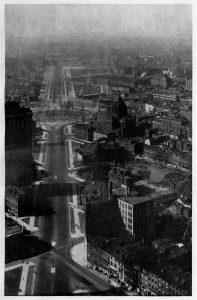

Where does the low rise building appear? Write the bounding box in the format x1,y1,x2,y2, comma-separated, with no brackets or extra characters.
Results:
108,76,135,95
108,165,143,199
72,123,94,142
166,199,191,218
5,185,25,218
152,116,190,137
82,181,110,205
87,237,191,295
92,111,120,140
93,130,108,141
87,238,125,281
185,78,192,91
183,207,192,219
153,89,180,106
5,216,23,237
87,242,111,273
143,144,170,163
151,75,167,88
140,267,190,296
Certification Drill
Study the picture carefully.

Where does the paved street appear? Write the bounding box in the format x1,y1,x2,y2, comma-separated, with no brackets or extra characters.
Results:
30,65,112,295
34,126,71,248
31,65,91,295
32,252,96,295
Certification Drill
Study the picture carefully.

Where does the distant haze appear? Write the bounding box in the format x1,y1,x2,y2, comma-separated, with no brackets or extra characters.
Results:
5,4,192,53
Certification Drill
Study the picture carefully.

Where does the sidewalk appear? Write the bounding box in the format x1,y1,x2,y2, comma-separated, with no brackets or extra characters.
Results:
46,66,53,102
5,262,23,272
68,139,74,169
69,202,84,213
68,172,85,182
69,196,84,239
69,137,92,144
65,69,76,98
34,141,47,165
5,213,38,233
67,137,85,182
18,261,35,296
89,267,121,288
62,67,68,99
89,264,120,288
71,242,87,266
67,166,81,171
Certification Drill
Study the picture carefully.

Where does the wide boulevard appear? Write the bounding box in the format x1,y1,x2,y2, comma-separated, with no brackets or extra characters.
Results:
31,65,115,295
31,66,89,295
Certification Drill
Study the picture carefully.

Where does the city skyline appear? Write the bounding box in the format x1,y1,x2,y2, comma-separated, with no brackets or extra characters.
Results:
4,2,192,297
5,4,192,43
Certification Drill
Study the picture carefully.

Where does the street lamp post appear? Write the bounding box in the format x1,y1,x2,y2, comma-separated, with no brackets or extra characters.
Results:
51,256,56,274
51,241,56,274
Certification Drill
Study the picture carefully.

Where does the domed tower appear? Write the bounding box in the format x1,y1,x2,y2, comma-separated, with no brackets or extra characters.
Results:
112,93,128,120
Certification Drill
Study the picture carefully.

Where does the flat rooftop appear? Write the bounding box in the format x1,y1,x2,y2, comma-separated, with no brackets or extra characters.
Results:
118,192,157,205
118,186,172,206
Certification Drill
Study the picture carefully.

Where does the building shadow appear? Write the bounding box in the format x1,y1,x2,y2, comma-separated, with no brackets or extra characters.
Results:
5,234,51,263
19,183,81,217
86,197,127,239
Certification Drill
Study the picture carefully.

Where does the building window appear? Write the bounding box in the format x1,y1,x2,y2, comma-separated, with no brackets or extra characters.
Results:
128,217,133,224
128,211,133,218
128,224,133,231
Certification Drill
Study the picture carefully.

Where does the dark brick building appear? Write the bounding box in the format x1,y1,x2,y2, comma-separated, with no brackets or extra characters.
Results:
5,101,35,187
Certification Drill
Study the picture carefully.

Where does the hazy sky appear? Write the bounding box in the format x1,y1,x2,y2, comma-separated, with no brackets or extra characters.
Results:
5,4,192,43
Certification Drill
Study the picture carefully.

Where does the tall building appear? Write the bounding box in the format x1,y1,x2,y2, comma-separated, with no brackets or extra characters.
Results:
117,194,155,241
5,101,34,187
